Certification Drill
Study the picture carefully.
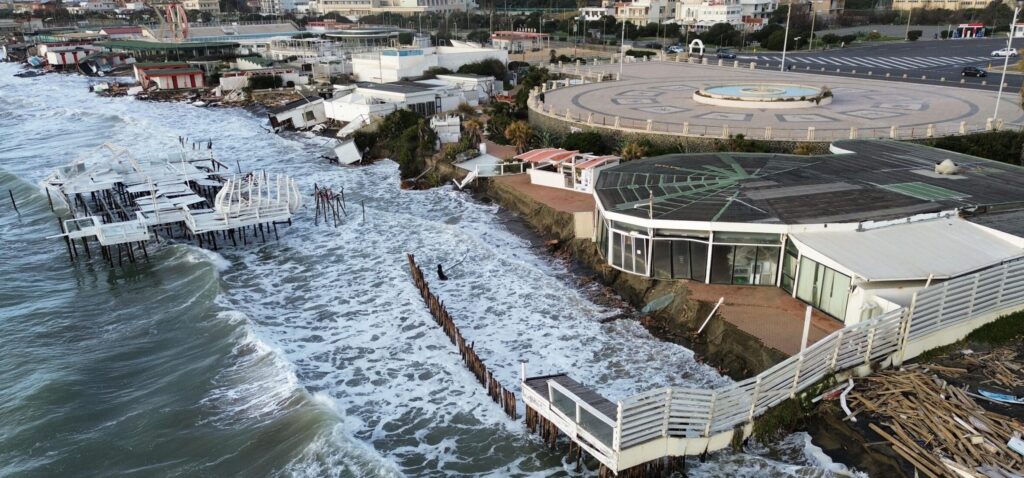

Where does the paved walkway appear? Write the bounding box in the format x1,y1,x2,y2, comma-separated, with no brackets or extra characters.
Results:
541,61,1024,141
493,174,595,213
687,283,843,356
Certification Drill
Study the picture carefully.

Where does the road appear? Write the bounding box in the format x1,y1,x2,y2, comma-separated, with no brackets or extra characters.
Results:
735,38,1024,91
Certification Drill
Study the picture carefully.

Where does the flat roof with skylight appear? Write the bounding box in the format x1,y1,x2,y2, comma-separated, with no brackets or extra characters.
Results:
591,141,1024,325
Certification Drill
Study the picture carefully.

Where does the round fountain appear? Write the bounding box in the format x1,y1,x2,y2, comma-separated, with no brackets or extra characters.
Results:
693,83,832,109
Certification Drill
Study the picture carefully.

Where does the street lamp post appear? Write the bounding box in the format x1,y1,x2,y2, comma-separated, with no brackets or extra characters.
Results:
904,7,913,41
780,0,792,71
808,0,822,50
994,3,1022,122
619,17,627,78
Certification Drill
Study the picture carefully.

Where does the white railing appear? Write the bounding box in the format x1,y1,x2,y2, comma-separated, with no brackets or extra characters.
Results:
526,257,1024,471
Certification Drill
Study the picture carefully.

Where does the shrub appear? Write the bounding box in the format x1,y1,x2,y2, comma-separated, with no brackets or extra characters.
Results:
907,30,923,41
966,310,1024,344
820,33,840,45
249,75,283,90
562,131,609,155
457,58,507,79
840,34,857,45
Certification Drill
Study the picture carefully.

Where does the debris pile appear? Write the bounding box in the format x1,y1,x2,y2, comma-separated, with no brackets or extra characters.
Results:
847,369,1024,478
924,349,1024,390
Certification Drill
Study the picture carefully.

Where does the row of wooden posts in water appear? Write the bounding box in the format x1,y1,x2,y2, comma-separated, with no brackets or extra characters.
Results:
405,254,517,421
408,252,692,476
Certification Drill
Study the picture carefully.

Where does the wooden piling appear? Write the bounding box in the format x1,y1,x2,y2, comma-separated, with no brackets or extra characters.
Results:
407,253,517,421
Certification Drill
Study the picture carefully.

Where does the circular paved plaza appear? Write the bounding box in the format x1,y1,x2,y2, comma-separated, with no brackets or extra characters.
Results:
540,62,1024,140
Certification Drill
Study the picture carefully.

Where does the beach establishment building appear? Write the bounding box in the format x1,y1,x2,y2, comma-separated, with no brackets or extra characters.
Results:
350,46,508,83
324,78,494,133
139,66,206,89
308,0,476,16
95,40,240,61
268,98,327,131
489,31,551,54
591,140,1024,325
219,67,307,91
517,148,621,194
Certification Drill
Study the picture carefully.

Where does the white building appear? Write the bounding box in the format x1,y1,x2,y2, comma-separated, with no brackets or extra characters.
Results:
589,141,1024,325
182,0,221,13
268,97,327,131
423,73,500,106
324,81,470,132
311,0,476,16
739,0,775,26
579,5,615,21
219,67,308,91
676,0,744,31
517,148,621,194
350,46,508,83
616,0,675,24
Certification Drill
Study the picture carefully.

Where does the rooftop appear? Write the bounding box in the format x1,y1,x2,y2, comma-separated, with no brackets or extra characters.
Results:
96,39,239,50
356,82,431,94
142,67,204,76
267,97,322,115
595,140,1024,225
791,217,1023,281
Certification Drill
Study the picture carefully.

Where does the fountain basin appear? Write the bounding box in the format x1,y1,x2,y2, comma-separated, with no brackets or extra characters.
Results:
693,83,832,109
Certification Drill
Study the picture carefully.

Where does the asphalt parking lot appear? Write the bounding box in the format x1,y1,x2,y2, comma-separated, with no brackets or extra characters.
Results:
733,38,1024,91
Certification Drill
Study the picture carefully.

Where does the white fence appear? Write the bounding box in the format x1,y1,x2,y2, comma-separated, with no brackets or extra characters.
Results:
528,257,1024,471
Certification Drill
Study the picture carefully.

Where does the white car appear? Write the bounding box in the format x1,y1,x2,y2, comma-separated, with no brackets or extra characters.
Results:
992,47,1018,57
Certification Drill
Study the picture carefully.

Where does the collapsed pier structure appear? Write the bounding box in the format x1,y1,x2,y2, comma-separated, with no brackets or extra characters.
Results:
43,143,302,265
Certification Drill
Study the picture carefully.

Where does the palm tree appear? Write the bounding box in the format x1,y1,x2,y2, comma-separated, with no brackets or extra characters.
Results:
532,129,559,148
463,119,483,147
619,141,648,161
505,121,533,154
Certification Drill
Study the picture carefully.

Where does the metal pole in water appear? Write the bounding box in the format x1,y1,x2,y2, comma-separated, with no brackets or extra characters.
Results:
361,200,366,223
8,190,18,215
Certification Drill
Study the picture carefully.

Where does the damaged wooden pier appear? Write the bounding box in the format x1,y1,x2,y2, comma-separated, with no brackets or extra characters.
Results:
43,143,302,265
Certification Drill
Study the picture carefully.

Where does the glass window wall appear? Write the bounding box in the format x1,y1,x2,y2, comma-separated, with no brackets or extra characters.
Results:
781,240,799,294
710,244,780,285
796,257,851,320
652,239,709,280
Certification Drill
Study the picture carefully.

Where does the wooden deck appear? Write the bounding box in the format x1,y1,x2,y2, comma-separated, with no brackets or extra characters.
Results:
524,374,617,419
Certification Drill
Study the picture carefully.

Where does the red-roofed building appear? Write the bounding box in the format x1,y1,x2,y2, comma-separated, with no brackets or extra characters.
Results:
133,62,190,82
137,66,206,90
516,148,620,193
490,31,550,54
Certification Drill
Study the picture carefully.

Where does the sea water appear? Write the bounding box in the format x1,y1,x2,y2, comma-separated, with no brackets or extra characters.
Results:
0,63,858,477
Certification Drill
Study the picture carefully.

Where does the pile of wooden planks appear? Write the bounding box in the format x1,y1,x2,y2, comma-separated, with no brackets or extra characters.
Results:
923,349,1023,389
847,370,1024,478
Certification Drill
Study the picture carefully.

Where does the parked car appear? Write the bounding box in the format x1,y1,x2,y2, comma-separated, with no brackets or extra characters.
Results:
961,66,987,77
716,49,737,59
991,47,1018,57
643,42,663,49
665,45,684,53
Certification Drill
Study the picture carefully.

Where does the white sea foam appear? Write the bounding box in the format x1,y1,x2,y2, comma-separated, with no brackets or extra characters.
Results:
0,64,854,476
183,246,233,273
